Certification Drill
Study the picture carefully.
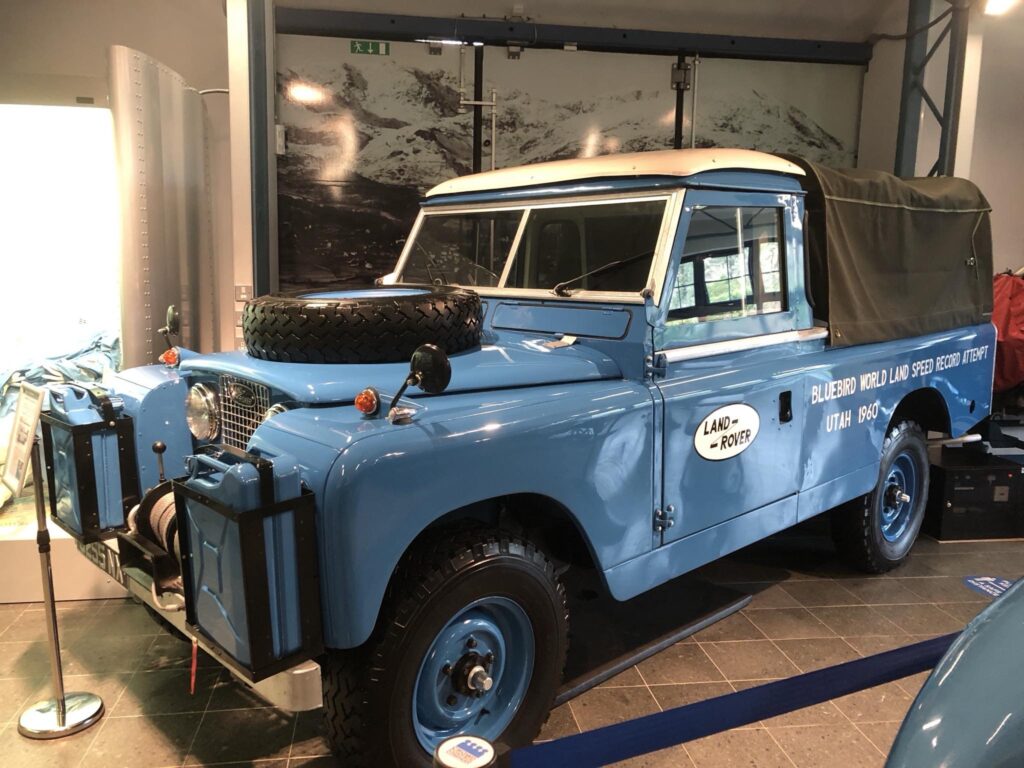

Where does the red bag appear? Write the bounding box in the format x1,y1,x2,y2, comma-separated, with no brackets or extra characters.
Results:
993,273,1024,392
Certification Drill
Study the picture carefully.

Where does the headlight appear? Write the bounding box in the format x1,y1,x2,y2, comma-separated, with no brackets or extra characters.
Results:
185,383,219,440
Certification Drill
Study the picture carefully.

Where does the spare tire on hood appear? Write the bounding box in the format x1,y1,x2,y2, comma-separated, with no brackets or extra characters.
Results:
242,286,482,364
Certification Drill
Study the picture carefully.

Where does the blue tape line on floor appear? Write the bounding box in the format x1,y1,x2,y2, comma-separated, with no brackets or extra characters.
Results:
510,632,957,768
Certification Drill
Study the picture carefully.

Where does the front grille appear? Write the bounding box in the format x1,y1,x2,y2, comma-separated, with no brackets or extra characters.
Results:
219,374,270,450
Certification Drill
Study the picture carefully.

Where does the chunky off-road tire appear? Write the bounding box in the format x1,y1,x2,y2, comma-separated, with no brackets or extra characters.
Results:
242,286,482,364
321,530,569,768
832,420,930,573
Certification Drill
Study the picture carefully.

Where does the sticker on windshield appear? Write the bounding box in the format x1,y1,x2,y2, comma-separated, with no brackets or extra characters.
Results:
695,404,760,461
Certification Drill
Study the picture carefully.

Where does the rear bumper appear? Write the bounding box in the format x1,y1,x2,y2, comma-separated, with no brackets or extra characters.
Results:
83,538,323,712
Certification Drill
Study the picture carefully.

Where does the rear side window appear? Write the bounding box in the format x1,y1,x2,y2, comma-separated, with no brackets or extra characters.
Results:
669,206,786,324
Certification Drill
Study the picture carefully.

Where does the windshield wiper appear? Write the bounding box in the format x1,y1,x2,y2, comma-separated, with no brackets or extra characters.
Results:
551,249,655,297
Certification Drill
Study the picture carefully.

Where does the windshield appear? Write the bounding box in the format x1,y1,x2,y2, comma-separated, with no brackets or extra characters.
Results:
398,197,668,294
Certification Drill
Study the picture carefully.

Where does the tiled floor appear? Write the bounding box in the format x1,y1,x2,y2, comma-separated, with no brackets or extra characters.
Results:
0,526,1021,768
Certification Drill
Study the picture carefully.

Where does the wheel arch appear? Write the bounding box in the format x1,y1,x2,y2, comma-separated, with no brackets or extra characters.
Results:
889,386,951,436
354,492,601,647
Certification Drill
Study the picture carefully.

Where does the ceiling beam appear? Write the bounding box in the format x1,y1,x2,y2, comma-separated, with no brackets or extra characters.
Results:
275,8,873,65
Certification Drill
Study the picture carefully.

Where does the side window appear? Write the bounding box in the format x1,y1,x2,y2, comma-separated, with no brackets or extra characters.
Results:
668,206,786,323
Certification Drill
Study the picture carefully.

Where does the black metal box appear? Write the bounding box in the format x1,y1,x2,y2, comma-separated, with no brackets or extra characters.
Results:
925,447,1024,540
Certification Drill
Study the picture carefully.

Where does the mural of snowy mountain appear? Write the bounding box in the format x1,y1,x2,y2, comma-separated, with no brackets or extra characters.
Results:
275,35,862,291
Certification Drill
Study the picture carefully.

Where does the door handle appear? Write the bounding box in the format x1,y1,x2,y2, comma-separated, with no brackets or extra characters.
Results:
779,390,793,423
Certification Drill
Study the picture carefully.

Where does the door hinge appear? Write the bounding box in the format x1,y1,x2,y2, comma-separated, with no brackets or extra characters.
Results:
645,353,667,379
654,505,676,533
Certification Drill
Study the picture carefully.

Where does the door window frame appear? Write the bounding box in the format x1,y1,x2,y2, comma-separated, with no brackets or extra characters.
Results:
654,189,810,352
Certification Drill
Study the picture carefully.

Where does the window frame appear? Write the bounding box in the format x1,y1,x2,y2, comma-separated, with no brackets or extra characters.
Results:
655,190,804,352
393,189,682,304
668,205,788,323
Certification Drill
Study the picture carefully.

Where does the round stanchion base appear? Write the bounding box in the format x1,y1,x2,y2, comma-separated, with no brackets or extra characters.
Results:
18,692,104,739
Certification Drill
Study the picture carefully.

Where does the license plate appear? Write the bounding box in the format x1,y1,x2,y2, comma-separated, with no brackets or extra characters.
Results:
77,540,129,588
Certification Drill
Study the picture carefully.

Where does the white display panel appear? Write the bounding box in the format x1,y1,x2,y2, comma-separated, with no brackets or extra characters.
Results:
0,104,121,373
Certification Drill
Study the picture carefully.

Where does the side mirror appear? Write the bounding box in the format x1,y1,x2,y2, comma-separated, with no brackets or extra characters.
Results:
387,344,451,423
409,344,451,394
158,305,181,349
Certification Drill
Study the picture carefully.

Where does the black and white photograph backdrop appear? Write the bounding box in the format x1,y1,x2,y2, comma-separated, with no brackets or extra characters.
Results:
275,34,863,291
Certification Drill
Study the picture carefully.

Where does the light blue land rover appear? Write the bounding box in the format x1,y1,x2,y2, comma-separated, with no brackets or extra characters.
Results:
42,148,996,766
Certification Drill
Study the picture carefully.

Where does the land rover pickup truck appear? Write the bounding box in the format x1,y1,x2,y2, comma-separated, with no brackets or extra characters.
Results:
40,148,995,766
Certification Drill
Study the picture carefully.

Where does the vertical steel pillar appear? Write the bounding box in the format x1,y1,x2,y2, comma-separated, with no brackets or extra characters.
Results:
473,46,484,173
894,0,931,177
892,0,972,177
937,1,970,176
248,0,274,296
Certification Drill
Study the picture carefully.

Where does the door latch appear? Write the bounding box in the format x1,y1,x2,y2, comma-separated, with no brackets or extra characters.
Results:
654,505,676,533
779,390,793,423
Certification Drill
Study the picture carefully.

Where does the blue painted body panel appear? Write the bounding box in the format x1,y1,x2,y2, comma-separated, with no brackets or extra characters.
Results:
253,378,657,648
106,366,194,493
66,169,996,659
490,302,633,339
886,579,1024,768
179,337,622,405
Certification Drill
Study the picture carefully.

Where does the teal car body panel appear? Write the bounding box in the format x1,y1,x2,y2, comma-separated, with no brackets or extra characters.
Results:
887,578,1024,767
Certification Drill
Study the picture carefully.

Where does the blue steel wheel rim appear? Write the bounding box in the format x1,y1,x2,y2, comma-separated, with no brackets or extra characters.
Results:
412,596,535,754
881,451,918,543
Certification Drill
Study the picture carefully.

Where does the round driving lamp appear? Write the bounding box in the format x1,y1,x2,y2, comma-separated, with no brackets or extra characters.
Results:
185,383,219,440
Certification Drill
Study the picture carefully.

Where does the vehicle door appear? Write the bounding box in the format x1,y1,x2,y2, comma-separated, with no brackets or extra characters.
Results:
655,188,817,543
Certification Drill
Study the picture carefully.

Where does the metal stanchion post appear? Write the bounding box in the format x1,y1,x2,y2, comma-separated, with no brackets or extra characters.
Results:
18,438,104,739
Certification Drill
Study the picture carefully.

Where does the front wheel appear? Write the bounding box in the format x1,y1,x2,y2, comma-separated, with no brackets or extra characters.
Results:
832,420,930,573
322,530,568,767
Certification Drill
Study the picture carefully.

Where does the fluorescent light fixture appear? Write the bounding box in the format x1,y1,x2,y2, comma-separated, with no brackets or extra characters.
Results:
985,0,1020,15
287,81,327,105
413,38,466,46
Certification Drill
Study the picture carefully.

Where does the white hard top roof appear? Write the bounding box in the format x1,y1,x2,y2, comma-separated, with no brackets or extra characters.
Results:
425,148,805,198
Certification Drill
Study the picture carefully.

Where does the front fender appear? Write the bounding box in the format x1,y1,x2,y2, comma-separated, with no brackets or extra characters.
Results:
293,380,656,649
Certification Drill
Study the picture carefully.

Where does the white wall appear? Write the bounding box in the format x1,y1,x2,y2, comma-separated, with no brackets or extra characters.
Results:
855,0,908,172
969,9,1024,273
0,0,235,352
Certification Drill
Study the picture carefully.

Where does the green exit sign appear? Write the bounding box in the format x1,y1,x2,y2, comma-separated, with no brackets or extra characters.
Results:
350,40,390,56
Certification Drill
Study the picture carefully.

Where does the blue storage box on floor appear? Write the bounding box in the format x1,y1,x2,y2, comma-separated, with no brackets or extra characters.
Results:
174,445,322,680
41,385,139,542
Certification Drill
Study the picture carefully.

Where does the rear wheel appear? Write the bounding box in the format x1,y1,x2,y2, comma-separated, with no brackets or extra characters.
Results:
832,420,930,573
321,530,568,767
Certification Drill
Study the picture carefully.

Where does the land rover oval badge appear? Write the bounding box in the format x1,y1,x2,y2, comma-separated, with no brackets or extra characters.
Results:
694,403,760,461
227,382,257,409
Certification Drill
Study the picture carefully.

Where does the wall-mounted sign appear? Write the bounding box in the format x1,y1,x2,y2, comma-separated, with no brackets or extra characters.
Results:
350,40,390,56
694,403,760,461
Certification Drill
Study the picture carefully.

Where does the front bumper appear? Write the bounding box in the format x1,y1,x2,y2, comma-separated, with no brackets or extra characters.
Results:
80,538,323,712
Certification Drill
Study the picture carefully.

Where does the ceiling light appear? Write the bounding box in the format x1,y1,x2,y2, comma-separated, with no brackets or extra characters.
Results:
985,0,1020,15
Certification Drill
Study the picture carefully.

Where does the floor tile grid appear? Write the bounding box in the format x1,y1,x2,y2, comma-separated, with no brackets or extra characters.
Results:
181,668,239,767
762,630,889,763
633,656,700,767
72,632,170,768
694,636,799,768
691,616,877,766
